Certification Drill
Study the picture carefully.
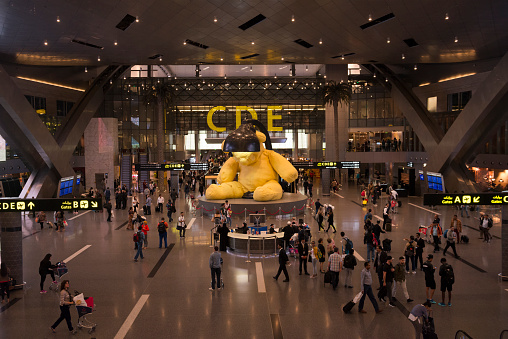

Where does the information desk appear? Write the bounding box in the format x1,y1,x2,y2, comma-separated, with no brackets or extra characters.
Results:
228,232,283,254
248,226,267,234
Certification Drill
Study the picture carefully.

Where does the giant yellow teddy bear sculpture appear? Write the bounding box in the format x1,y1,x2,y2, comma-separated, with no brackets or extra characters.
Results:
206,130,298,201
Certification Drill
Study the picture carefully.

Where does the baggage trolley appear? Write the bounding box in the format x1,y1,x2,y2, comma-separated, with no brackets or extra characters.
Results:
419,225,433,243
48,262,68,292
74,291,96,334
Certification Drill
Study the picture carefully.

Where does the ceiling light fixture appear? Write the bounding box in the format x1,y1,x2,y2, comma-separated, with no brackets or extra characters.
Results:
385,78,388,82
454,36,458,43
183,40,187,45
445,13,449,20
135,16,139,23
114,40,118,46
386,37,390,43
251,41,255,45
305,65,308,71
56,16,60,23
401,53,405,59
319,38,323,45
220,57,223,61
159,56,162,61
17,76,85,92
84,67,88,73
274,73,277,79
373,73,376,78
97,55,101,61
250,66,253,71
224,74,227,79
214,16,217,23
368,14,372,21
281,56,284,60
341,55,344,60
414,64,418,70
44,40,48,46
291,14,295,22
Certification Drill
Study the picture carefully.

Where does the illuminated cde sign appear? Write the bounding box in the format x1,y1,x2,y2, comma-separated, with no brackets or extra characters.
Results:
424,193,508,206
207,106,285,132
0,198,102,212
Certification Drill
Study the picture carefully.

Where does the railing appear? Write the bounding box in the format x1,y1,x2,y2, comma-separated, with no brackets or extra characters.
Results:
455,330,474,339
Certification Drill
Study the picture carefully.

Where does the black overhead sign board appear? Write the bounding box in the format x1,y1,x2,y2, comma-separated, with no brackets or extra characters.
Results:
135,163,209,171
424,193,508,206
0,198,102,212
291,161,360,169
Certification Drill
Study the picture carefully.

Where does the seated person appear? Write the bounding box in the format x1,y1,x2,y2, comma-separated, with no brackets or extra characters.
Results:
236,222,249,234
269,224,276,234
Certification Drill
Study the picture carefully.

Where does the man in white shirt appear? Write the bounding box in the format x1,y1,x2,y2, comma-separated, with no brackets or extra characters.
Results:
157,194,164,214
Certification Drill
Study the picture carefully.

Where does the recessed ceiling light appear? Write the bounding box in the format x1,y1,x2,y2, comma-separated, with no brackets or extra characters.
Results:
368,14,372,21
319,38,323,45
97,55,101,61
224,74,227,79
341,55,345,60
183,40,187,45
44,40,48,46
445,13,449,20
56,16,60,23
414,64,418,70
114,40,118,46
250,66,253,71
220,57,223,61
387,37,390,43
373,73,376,78
281,56,284,60
454,36,458,43
305,65,308,71
385,78,388,82
251,41,255,45
274,74,277,78
159,56,162,61
135,16,139,23
291,14,295,22
402,54,405,59
214,16,217,23
84,67,88,73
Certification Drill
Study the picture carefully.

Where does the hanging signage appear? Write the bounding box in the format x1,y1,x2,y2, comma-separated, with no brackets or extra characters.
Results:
135,163,209,171
424,193,508,206
291,161,360,169
0,198,102,212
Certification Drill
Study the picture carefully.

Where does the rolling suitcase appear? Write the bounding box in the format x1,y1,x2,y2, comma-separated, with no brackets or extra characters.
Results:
343,291,363,313
385,221,392,232
324,271,332,285
143,205,147,215
398,200,402,207
461,235,469,244
382,239,392,252
377,286,387,300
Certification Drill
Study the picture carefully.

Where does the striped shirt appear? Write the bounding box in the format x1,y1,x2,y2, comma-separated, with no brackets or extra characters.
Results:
328,253,342,272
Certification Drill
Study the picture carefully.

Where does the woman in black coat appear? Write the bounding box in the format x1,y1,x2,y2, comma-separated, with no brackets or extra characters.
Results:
217,223,230,251
39,253,55,293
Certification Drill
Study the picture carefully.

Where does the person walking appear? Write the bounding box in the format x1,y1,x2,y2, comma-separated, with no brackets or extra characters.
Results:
157,194,164,213
415,233,425,270
36,211,47,229
133,226,145,262
343,249,357,288
409,301,432,339
364,228,376,263
314,199,322,215
317,238,327,273
145,195,152,215
127,207,134,230
50,280,76,334
132,196,139,213
141,221,149,249
443,225,460,258
392,257,414,303
450,215,462,243
307,179,313,197
326,208,336,233
55,210,65,232
328,247,342,290
209,246,222,291
166,200,175,222
429,221,442,253
273,243,290,282
438,258,455,307
480,213,493,243
39,253,56,294
105,200,112,222
298,239,310,275
217,222,229,251
0,263,11,303
422,254,437,304
382,256,396,307
157,218,168,249
317,206,325,232
358,262,382,314
374,245,387,288
177,212,186,238
382,203,390,230
404,236,417,274
309,240,319,278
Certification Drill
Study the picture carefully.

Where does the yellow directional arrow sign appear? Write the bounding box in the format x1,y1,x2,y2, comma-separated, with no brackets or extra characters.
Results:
27,202,35,210
0,198,102,212
473,196,480,203
91,201,98,208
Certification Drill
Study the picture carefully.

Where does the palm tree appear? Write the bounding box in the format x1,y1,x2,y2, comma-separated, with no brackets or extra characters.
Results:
143,81,175,192
321,80,351,176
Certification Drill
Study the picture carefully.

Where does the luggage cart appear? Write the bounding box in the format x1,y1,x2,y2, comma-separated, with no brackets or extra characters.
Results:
74,291,96,334
48,262,68,292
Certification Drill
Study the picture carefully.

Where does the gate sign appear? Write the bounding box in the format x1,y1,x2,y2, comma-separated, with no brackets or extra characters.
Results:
0,198,102,212
424,193,508,206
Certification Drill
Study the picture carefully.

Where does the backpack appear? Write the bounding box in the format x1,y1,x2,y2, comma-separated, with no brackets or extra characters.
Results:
158,222,166,233
372,234,379,246
133,232,140,243
317,249,323,260
344,255,353,269
345,238,353,253
443,229,449,238
405,241,415,257
444,264,455,284
487,218,493,228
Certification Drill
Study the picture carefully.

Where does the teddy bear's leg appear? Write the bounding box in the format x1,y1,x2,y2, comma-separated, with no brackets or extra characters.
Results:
205,181,245,200
253,180,283,201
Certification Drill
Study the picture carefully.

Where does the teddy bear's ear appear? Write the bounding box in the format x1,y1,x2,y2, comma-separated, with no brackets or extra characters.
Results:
256,131,266,143
221,140,226,151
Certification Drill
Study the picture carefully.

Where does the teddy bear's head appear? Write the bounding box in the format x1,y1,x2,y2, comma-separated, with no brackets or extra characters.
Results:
222,124,266,166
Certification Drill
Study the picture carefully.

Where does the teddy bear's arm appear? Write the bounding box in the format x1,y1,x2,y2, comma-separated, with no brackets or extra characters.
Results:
217,157,239,184
266,150,298,183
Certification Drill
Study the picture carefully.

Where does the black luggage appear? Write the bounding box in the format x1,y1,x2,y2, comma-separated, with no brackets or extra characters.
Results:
422,317,437,339
342,301,355,313
324,271,332,285
143,205,147,215
377,286,387,300
385,222,392,232
398,200,402,207
382,239,392,252
461,235,469,244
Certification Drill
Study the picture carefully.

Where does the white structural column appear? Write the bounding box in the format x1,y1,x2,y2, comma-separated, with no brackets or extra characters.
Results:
84,118,118,191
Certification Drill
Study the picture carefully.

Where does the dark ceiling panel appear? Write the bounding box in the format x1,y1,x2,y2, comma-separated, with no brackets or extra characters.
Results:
238,14,266,31
360,13,395,30
115,14,136,31
294,39,313,48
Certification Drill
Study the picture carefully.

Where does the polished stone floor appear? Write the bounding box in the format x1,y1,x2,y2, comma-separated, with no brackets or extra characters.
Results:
0,181,507,338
